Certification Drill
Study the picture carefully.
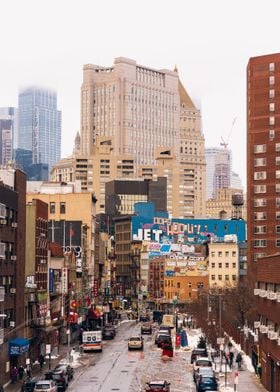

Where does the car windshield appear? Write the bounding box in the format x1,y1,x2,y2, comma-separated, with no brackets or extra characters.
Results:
130,337,141,341
196,360,212,367
200,377,217,384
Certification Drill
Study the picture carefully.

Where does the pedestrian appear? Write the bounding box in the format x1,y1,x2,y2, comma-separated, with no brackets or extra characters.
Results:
0,384,4,392
236,352,242,370
18,365,25,380
229,351,234,369
26,366,32,379
39,354,44,369
11,366,18,383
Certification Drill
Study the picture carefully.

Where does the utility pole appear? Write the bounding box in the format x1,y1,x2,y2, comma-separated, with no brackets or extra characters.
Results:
219,294,222,338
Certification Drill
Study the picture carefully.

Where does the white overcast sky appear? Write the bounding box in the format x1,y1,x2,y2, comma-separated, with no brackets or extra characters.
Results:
1,0,280,186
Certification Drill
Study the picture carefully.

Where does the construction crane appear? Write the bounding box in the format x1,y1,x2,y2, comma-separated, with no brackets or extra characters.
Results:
220,117,237,148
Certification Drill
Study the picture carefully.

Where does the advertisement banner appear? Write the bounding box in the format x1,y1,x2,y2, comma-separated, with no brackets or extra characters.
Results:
61,267,68,294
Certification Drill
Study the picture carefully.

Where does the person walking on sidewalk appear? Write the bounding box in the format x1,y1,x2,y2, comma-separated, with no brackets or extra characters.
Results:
39,354,44,369
11,366,18,383
229,351,234,369
236,352,242,370
18,365,25,380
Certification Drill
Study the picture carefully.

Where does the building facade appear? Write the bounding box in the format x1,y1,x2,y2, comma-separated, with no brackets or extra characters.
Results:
18,87,61,176
0,107,18,151
206,188,246,219
247,53,280,277
80,57,180,163
0,168,26,385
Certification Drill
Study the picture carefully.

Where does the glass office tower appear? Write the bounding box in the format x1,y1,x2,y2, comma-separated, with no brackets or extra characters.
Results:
18,87,61,176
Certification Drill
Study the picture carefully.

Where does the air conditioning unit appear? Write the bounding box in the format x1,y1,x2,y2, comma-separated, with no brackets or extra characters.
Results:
11,222,18,228
0,219,6,225
254,288,260,296
10,288,16,294
11,256,17,261
254,321,261,329
260,325,269,334
10,321,15,327
268,292,277,300
268,331,278,340
259,289,268,298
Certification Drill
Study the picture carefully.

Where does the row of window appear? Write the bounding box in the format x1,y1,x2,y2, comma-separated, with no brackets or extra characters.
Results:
50,202,66,214
164,280,204,289
211,274,237,281
210,251,237,257
254,225,280,233
254,143,280,154
254,184,280,193
210,262,237,269
254,239,280,247
254,170,280,180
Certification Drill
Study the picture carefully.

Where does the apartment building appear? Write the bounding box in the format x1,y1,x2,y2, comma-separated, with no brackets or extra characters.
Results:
0,168,26,385
247,53,280,278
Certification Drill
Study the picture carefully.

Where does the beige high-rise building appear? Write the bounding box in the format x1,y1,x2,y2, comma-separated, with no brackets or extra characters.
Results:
81,57,180,164
178,78,206,217
51,137,134,212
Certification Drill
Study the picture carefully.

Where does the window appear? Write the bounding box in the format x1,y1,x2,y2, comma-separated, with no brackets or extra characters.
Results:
225,251,229,257
254,239,267,247
269,129,275,140
269,76,275,85
269,116,275,126
177,282,180,289
254,171,266,180
60,202,66,214
276,143,280,153
269,62,275,72
232,263,236,268
211,252,215,257
225,275,229,281
254,185,266,194
232,251,237,257
218,275,222,281
254,144,266,154
276,212,280,220
254,226,266,234
254,212,267,220
276,184,280,193
269,103,275,112
277,157,280,166
50,202,55,214
218,263,222,268
211,263,215,268
277,198,280,208
0,203,5,218
211,275,215,281
276,171,280,180
232,275,237,281
276,239,280,247
225,263,229,268
188,282,192,288
254,198,267,207
270,89,275,98
218,251,222,257
254,158,266,167
276,226,280,234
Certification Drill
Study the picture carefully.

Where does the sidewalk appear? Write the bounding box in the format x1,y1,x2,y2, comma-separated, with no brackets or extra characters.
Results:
4,343,73,392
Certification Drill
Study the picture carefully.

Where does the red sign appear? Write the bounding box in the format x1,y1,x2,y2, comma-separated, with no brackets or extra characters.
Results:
93,279,99,297
176,334,181,348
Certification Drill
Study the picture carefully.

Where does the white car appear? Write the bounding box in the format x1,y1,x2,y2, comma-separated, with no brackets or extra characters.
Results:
34,380,57,392
128,335,144,350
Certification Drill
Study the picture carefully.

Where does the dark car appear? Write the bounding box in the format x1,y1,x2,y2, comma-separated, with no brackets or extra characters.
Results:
140,315,150,322
141,322,152,334
145,380,170,391
45,368,68,391
197,376,218,392
54,364,74,381
21,377,40,392
156,333,172,348
158,325,172,335
194,367,215,384
103,325,115,340
190,348,208,363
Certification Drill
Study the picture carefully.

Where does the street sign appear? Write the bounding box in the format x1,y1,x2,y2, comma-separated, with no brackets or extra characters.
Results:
46,344,51,354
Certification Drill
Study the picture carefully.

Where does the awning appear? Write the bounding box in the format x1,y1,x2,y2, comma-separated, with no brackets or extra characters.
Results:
9,337,29,356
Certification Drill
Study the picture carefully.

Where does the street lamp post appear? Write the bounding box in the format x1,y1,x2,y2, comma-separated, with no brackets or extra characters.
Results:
66,328,71,362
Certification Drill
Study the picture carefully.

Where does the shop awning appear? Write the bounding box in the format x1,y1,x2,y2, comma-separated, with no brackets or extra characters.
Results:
9,337,29,356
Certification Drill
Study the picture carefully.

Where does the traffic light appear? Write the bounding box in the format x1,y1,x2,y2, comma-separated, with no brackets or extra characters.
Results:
70,300,77,310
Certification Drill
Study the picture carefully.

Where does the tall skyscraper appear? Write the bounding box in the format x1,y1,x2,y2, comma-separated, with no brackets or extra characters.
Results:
80,57,180,164
0,107,18,163
205,147,232,199
18,87,61,175
247,53,280,273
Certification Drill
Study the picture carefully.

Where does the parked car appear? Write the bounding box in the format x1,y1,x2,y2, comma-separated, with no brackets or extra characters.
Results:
156,333,172,348
128,336,144,350
47,367,69,391
140,315,150,322
158,325,172,335
21,377,40,392
193,357,213,374
34,380,57,392
194,367,215,383
103,325,116,339
141,322,152,334
54,364,74,381
190,347,208,363
196,375,218,392
145,380,170,391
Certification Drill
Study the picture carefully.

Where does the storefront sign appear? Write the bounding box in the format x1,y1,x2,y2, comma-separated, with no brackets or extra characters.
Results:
61,267,68,294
